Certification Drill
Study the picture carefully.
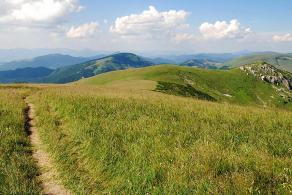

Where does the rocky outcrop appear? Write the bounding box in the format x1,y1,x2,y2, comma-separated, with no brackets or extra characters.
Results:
240,63,292,90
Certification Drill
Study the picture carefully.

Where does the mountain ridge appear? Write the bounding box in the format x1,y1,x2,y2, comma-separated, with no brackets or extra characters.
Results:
180,59,225,69
0,67,53,83
43,53,154,83
0,53,105,71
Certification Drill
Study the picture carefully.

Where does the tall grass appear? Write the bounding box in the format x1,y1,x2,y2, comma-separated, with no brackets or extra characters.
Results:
0,87,41,194
79,65,292,109
30,86,292,194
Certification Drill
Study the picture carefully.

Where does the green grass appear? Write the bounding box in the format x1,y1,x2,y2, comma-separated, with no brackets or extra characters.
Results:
0,87,41,194
29,85,292,194
0,64,291,194
78,65,292,109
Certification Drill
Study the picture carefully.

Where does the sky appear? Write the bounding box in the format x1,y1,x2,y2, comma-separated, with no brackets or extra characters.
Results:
0,0,292,54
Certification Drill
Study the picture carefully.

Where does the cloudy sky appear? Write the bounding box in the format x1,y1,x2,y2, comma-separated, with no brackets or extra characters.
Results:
0,0,292,54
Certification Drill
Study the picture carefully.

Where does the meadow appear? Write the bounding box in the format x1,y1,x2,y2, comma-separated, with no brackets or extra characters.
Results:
79,65,291,109
0,87,41,194
27,85,292,194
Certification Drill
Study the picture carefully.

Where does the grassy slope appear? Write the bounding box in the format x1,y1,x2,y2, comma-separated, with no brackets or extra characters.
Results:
0,87,41,194
30,85,292,194
226,53,292,72
78,65,291,109
1,64,290,194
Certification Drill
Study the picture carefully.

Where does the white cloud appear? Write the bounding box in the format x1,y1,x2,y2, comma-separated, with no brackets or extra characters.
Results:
173,33,194,42
199,19,251,40
66,22,99,38
110,6,189,39
273,34,292,42
0,0,83,24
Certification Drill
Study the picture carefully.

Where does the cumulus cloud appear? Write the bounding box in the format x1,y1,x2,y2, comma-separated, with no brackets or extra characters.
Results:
199,19,251,40
273,34,292,42
110,6,189,39
173,33,194,42
0,0,83,24
66,22,99,38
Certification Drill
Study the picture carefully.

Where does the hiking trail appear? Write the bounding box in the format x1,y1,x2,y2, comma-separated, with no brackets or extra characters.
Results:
24,99,71,195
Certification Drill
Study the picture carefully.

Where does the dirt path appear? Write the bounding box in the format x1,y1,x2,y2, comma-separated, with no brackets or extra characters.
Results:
24,100,71,195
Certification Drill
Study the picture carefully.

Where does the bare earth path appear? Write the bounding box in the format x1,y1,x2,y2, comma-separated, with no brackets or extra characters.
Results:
25,100,71,195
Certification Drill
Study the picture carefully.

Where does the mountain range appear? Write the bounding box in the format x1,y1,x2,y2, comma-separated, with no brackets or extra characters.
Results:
161,51,251,64
0,48,107,62
0,54,105,71
180,59,226,69
0,52,292,84
0,67,53,83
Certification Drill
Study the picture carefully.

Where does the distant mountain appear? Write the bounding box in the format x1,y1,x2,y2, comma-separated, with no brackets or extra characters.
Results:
180,59,224,69
43,53,154,83
0,54,105,71
226,53,292,72
146,57,176,64
0,67,53,83
162,52,251,64
0,48,108,62
4,51,291,85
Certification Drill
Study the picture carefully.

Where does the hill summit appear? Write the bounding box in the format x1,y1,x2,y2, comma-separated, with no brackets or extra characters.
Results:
43,53,154,83
79,64,292,109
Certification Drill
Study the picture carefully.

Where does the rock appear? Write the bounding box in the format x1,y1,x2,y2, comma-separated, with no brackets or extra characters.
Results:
283,79,292,90
240,63,292,91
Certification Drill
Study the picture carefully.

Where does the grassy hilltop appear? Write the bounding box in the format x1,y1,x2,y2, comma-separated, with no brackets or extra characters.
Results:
0,62,291,194
79,64,292,109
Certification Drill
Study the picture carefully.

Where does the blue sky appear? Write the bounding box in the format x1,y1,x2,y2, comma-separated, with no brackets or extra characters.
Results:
78,0,292,32
0,0,292,54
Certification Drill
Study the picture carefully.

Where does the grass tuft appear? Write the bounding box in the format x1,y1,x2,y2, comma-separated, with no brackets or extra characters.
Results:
0,87,41,194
